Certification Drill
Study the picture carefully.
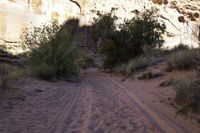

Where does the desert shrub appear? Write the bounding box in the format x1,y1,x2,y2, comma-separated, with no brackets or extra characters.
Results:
167,49,200,70
159,79,177,87
138,71,153,80
138,71,164,80
125,56,150,74
162,44,189,58
0,63,11,89
113,64,127,74
21,21,90,80
143,45,162,57
113,56,151,75
170,44,189,52
0,63,10,77
93,8,166,68
33,63,56,80
75,51,95,69
100,40,130,68
175,78,200,112
0,63,20,89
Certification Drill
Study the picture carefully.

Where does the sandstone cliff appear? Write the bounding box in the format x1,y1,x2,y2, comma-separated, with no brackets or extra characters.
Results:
0,0,200,51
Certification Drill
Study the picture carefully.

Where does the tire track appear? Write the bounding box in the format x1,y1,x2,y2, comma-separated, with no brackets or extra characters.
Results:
59,79,93,133
87,75,161,133
107,76,198,133
80,79,92,133
48,83,81,133
101,76,163,133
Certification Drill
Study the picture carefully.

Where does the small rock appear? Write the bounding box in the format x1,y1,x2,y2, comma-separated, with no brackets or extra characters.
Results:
178,16,185,23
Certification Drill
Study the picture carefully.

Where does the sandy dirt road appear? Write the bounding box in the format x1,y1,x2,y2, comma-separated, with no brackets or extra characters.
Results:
0,71,199,133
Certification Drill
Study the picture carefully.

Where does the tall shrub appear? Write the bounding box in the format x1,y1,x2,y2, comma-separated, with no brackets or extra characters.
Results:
21,21,81,80
93,8,166,68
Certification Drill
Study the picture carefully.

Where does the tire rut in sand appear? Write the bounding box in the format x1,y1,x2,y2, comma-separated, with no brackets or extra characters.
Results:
48,83,81,133
87,76,161,133
107,76,198,133
80,80,93,133
58,79,93,133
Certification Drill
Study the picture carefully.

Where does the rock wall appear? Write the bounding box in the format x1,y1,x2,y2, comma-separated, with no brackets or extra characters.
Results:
0,0,200,51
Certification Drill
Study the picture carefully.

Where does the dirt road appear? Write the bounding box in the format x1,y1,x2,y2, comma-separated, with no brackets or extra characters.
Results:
0,71,199,133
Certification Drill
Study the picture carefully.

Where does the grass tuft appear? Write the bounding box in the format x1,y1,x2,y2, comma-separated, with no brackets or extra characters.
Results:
175,78,200,113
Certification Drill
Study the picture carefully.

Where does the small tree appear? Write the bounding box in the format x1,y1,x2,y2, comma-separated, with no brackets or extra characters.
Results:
92,8,118,43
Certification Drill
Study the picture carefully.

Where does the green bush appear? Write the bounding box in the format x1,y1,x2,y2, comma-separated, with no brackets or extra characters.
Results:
21,21,90,80
175,78,200,112
93,8,166,68
167,49,200,70
33,63,56,80
100,40,129,68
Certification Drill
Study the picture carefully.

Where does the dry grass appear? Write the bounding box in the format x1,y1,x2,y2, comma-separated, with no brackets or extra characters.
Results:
175,78,200,113
113,56,151,75
167,49,200,71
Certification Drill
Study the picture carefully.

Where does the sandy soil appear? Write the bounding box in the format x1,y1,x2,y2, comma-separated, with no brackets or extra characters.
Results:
0,69,199,133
